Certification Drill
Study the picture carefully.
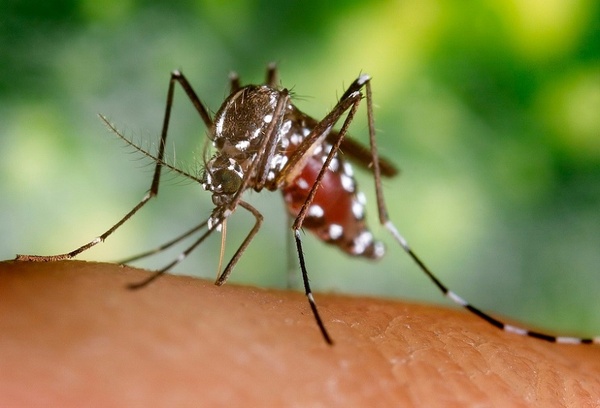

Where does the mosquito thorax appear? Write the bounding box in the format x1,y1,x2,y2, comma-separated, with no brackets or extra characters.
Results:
211,85,286,159
202,84,289,223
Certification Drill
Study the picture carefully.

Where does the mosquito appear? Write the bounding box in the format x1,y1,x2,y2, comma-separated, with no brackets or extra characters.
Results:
17,64,598,346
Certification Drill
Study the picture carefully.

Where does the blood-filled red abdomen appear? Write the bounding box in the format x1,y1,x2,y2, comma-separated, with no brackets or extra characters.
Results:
282,153,384,259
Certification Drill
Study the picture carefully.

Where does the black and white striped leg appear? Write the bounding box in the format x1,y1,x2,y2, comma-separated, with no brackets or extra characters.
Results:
117,221,209,265
15,70,213,265
294,230,333,345
127,220,217,289
284,78,369,345
362,72,599,345
383,221,599,344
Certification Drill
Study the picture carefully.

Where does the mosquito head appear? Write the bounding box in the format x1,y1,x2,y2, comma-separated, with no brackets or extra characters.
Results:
201,155,244,206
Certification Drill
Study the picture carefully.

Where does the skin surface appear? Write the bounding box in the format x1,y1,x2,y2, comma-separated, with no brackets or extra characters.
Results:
1,260,599,407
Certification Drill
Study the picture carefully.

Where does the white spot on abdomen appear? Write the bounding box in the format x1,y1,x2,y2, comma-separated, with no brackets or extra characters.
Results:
351,231,374,255
308,204,324,218
328,224,343,240
341,174,355,193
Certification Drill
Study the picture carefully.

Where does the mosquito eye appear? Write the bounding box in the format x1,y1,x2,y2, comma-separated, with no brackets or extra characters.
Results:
214,169,242,194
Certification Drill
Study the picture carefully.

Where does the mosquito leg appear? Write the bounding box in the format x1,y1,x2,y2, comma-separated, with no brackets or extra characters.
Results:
127,220,217,289
361,78,599,345
169,70,213,128
294,230,333,345
285,215,299,290
274,75,373,345
15,192,155,262
291,91,362,231
382,217,598,344
284,84,366,345
275,87,362,187
16,70,213,263
15,81,181,262
288,96,361,345
117,220,209,264
214,201,263,286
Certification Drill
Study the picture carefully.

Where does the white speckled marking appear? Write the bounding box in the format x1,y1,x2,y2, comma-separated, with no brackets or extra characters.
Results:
328,224,343,240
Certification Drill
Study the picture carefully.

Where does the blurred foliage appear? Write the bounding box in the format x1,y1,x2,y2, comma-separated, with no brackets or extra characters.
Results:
1,0,598,337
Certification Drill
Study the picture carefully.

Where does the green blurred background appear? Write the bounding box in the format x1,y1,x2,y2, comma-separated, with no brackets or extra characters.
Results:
1,0,598,337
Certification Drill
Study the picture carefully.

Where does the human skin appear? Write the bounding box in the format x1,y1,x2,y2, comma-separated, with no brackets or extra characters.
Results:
0,260,598,406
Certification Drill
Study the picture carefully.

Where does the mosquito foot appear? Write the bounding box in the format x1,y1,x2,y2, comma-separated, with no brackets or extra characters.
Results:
15,254,72,262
